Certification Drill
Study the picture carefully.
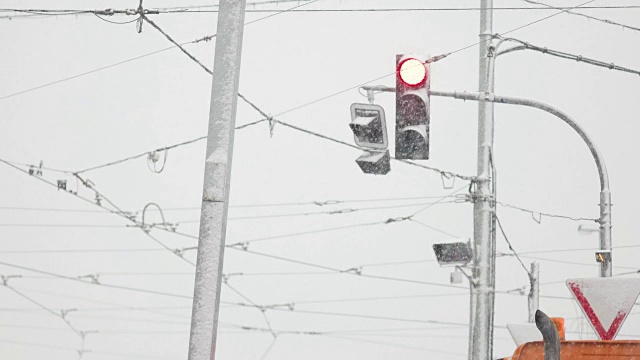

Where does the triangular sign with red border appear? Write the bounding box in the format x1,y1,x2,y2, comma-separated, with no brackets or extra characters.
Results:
566,278,640,340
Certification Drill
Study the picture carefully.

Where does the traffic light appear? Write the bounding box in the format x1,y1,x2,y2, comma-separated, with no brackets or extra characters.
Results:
396,54,430,159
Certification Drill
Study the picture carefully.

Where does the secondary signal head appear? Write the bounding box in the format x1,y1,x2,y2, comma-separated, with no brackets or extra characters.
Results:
397,58,427,86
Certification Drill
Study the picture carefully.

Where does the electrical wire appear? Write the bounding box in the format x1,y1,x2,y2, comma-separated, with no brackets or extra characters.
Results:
0,0,319,101
4,4,639,17
0,248,165,254
0,194,463,213
75,136,206,174
158,5,640,13
0,160,73,174
227,219,390,247
228,247,467,290
0,0,603,117
0,160,196,268
8,285,192,320
409,218,460,238
521,0,640,32
269,0,600,120
0,260,192,299
496,201,598,222
232,302,470,327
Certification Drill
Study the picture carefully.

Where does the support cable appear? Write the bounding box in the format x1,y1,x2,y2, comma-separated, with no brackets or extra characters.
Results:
495,215,532,278
496,37,640,76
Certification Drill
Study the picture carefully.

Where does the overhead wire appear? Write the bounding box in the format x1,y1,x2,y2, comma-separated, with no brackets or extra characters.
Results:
4,4,640,17
75,136,206,174
232,301,470,327
228,247,468,290
1,0,599,122
157,5,640,13
496,201,598,222
0,159,197,268
7,285,192,320
0,260,193,299
0,193,464,213
521,0,640,32
0,0,319,101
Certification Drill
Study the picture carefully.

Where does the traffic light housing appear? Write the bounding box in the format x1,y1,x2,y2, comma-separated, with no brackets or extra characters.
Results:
395,54,430,159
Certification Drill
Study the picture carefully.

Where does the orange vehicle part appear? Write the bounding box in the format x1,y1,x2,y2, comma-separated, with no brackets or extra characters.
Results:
509,340,640,359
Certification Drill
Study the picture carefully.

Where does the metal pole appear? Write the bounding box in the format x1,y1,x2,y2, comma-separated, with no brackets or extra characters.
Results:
470,0,495,359
187,2,246,360
528,262,539,323
490,40,612,278
431,90,613,279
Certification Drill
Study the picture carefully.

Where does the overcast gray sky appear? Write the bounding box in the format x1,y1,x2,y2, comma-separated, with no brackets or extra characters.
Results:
1,0,640,359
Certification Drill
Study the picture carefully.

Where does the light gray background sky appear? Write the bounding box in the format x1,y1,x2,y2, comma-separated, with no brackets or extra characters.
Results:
1,0,639,359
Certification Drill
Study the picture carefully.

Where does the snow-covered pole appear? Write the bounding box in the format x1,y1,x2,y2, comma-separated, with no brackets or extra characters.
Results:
187,1,246,360
471,1,496,359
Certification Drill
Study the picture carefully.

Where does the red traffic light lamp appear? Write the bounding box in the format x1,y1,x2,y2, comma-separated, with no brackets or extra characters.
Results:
397,57,427,87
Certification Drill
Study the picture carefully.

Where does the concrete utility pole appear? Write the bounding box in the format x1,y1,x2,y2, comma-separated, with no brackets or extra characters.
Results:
470,0,496,359
187,1,246,360
528,262,540,323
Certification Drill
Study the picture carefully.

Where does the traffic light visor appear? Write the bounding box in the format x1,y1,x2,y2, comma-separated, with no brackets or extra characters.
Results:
398,58,427,86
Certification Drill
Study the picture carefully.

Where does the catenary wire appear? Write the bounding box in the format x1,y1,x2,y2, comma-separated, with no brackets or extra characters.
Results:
0,194,463,212
521,0,640,32
0,260,193,299
9,285,193,320
1,0,597,117
4,5,640,17
0,159,197,266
